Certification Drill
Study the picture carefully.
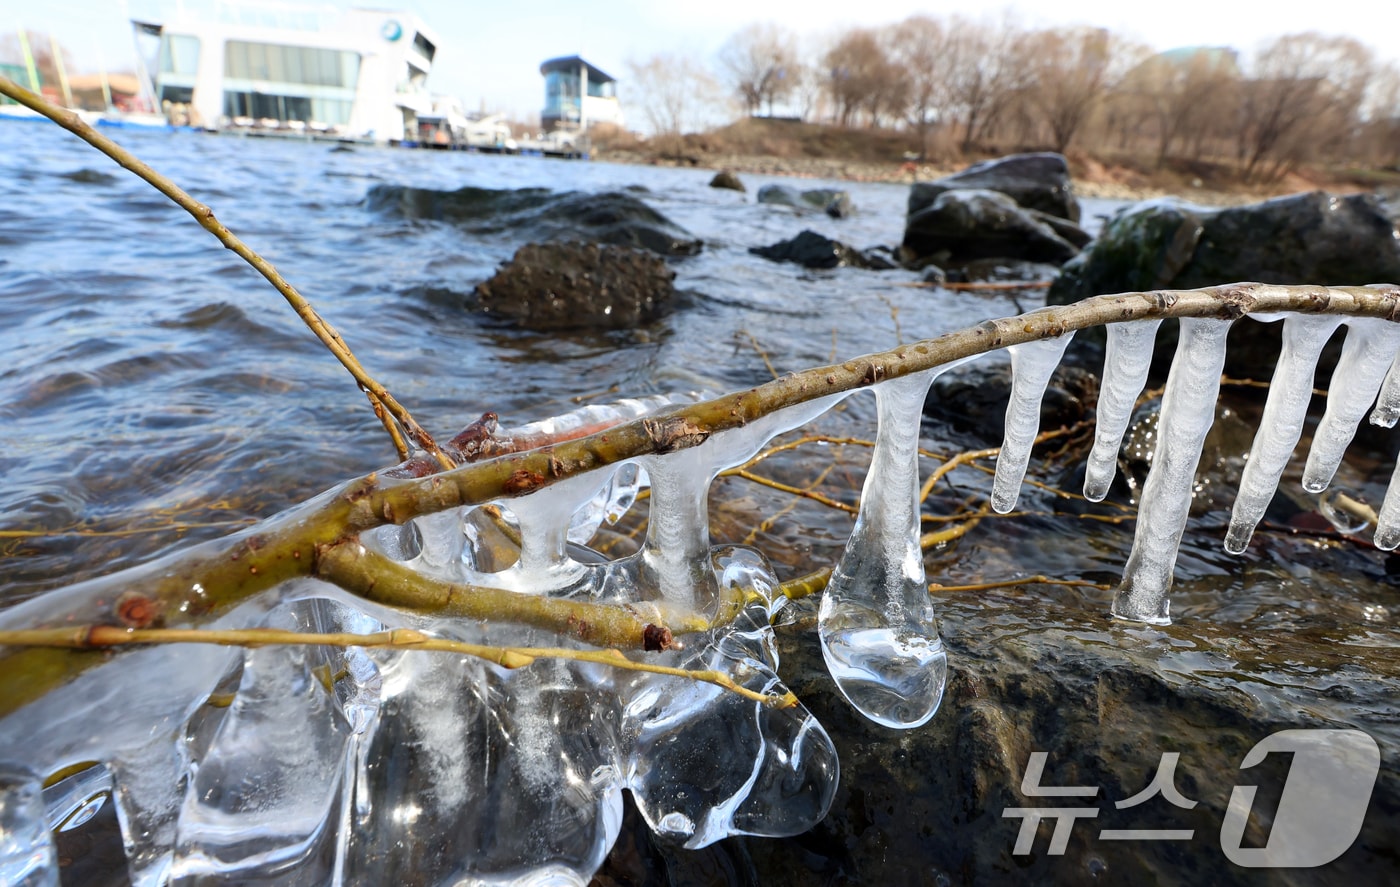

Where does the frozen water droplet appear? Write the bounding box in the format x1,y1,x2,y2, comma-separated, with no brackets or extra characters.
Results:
1302,318,1400,493
1113,318,1232,625
1225,315,1343,554
1369,351,1400,427
0,764,58,887
1085,320,1162,501
820,365,969,728
992,332,1075,512
1318,488,1373,535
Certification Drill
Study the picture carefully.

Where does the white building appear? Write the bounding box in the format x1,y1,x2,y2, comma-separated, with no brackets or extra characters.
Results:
137,1,440,142
540,56,623,133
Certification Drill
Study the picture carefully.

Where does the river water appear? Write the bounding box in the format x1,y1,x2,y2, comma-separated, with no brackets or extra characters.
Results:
0,121,1120,598
6,121,1400,883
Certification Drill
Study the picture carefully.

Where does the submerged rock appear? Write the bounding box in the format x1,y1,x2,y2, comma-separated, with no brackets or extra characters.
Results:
365,184,703,257
903,189,1085,267
749,230,894,270
473,241,677,330
909,152,1081,222
756,184,856,218
709,170,746,192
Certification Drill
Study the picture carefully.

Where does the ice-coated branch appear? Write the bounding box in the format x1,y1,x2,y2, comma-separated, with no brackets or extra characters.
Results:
3,282,1399,720
0,76,452,470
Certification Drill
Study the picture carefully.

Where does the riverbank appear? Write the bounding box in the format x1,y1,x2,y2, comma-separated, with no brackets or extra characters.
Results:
595,119,1396,208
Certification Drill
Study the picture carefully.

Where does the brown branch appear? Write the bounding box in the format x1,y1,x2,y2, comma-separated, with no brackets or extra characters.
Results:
0,76,453,471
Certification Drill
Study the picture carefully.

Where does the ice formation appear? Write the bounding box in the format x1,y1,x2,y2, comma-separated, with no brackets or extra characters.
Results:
6,300,1400,884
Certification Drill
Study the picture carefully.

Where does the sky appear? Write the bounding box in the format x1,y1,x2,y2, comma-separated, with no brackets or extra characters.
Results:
6,0,1400,124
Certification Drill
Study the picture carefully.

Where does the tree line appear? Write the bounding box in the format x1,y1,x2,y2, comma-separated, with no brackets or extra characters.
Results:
628,17,1400,182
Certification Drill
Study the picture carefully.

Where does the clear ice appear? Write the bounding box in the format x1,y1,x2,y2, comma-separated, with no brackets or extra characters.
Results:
1084,320,1162,501
1112,317,1233,625
819,367,963,729
992,333,1076,513
10,299,1400,882
1301,318,1400,494
1224,315,1344,553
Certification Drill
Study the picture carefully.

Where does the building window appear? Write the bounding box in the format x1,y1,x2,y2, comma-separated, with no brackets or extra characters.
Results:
544,69,580,119
159,34,201,76
222,91,353,126
224,40,360,89
411,32,436,62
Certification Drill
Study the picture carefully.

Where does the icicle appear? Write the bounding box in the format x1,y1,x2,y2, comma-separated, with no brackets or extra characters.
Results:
818,364,968,729
1113,318,1232,625
623,547,838,848
1084,320,1162,501
1368,351,1400,428
1224,315,1344,553
992,332,1075,512
1302,318,1400,493
637,395,845,610
1374,462,1400,550
170,639,351,883
0,764,58,887
492,469,618,594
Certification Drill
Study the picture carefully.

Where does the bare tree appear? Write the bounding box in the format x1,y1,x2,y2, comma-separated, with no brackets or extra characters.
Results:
942,16,1031,152
625,52,724,155
1021,27,1138,153
717,22,799,117
1239,33,1375,181
888,15,952,157
822,27,905,127
1116,47,1239,167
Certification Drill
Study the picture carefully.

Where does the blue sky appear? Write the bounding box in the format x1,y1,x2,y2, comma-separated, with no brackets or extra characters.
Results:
8,0,1399,124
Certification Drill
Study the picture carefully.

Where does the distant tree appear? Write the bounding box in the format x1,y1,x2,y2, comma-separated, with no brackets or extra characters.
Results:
717,23,799,117
625,52,724,155
942,16,1031,152
888,15,952,158
1239,32,1375,181
1356,62,1400,168
1113,46,1236,167
1021,26,1138,152
822,27,905,127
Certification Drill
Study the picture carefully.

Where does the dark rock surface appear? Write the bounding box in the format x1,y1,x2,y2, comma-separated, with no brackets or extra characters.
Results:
365,185,703,257
949,258,1064,285
473,241,677,330
903,190,1085,267
750,230,894,270
1048,191,1400,305
922,361,1100,443
756,184,856,218
909,152,1081,222
710,170,746,192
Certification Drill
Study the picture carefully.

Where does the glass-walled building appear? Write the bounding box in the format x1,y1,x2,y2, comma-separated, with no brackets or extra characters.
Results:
540,56,623,132
138,1,439,142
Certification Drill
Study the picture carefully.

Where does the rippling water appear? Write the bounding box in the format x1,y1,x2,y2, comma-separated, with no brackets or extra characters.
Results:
1,123,1118,599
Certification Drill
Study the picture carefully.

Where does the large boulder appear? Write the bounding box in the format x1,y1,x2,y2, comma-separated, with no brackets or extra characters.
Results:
473,241,677,330
365,185,703,257
756,184,856,218
909,152,1081,222
903,189,1086,267
749,230,896,270
1049,191,1400,304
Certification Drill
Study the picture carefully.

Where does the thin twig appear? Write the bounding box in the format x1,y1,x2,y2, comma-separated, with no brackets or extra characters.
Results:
0,626,794,707
928,575,1113,593
0,76,453,470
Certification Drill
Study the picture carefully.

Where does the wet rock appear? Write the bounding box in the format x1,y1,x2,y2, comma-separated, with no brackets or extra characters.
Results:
909,152,1081,222
365,184,703,257
472,241,677,330
1048,192,1400,304
922,361,1099,442
903,190,1085,267
603,582,1400,885
749,230,892,270
1047,192,1400,380
709,170,746,192
756,184,856,218
921,264,948,286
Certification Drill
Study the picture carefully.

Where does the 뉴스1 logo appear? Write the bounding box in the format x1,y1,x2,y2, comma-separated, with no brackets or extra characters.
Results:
1003,728,1380,868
